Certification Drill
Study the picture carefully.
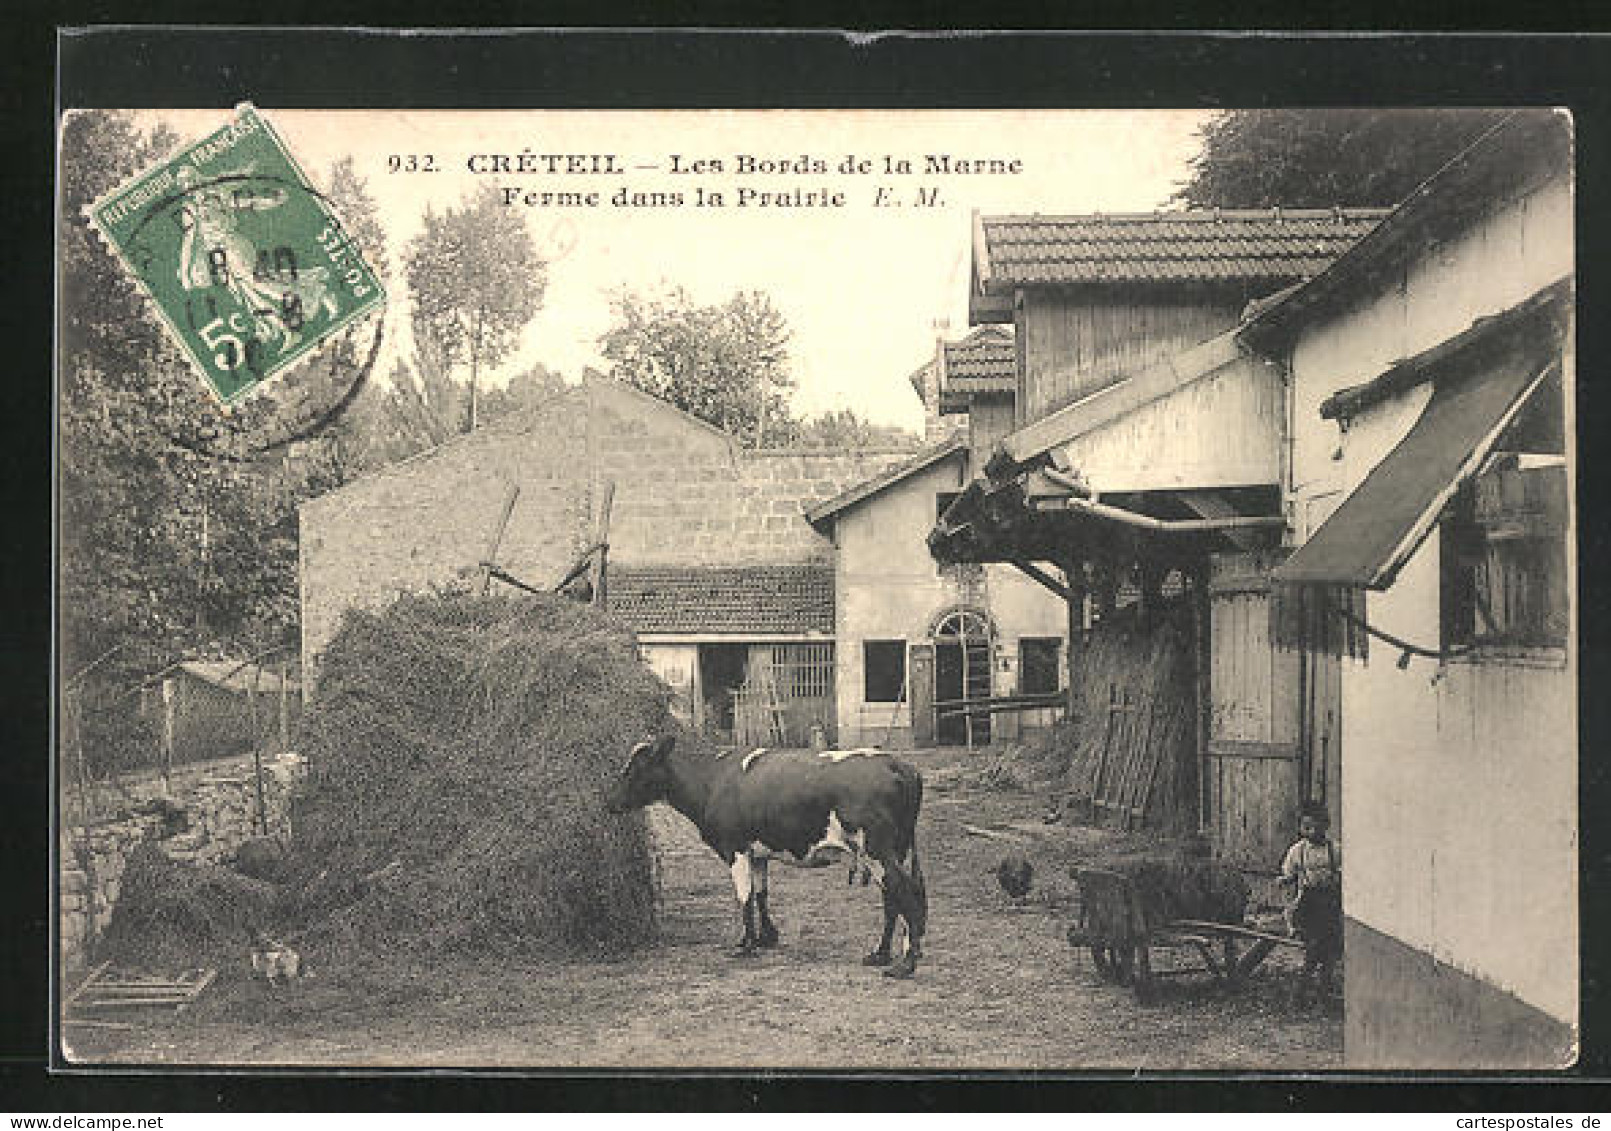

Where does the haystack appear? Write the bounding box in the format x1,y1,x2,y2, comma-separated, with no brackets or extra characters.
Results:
99,839,286,969
285,591,671,955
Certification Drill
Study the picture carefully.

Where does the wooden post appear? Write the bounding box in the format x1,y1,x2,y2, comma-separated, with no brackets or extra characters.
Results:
1194,558,1213,842
278,659,291,755
249,666,268,835
160,678,176,792
476,482,522,597
1062,558,1085,724
591,479,615,609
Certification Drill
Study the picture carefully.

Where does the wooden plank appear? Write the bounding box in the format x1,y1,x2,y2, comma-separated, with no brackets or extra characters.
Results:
1270,619,1302,749
1108,690,1139,818
1209,739,1299,761
1168,920,1303,949
590,479,615,609
1090,682,1117,808
475,482,522,597
79,997,194,1009
62,960,112,1010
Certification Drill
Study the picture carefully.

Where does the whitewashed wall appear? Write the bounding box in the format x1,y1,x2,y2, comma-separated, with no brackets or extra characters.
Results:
1058,354,1283,494
1284,171,1576,1028
833,455,1067,746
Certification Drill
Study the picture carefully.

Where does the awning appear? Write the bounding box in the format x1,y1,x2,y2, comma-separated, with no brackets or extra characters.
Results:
1273,359,1557,589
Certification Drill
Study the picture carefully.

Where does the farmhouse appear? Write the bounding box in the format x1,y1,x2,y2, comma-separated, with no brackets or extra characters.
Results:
299,378,905,745
804,325,1067,748
930,110,1574,1065
1247,110,1575,1067
931,205,1388,836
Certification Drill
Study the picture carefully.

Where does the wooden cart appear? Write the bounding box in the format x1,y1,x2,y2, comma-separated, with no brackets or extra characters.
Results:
1070,867,1302,1002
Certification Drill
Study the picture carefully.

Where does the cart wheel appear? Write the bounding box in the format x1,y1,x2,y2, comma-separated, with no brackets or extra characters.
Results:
1090,946,1114,980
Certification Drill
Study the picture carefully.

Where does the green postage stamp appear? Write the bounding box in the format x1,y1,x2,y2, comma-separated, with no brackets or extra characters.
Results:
88,103,385,406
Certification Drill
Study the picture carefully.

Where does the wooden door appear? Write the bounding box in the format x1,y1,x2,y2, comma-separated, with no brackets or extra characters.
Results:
1206,553,1302,871
909,643,935,747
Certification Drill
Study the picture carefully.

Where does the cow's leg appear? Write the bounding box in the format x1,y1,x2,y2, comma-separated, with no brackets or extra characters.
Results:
753,854,780,948
863,875,897,967
878,852,927,980
729,851,760,956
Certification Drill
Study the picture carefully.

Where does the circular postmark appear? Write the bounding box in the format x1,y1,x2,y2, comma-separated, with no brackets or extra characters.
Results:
91,104,389,461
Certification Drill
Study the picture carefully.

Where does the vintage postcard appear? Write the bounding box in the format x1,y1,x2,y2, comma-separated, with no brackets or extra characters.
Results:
56,102,1577,1072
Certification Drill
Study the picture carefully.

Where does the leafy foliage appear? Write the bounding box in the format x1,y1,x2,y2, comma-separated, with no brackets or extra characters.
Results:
58,112,378,771
404,184,546,433
599,287,795,445
788,408,921,450
1174,110,1511,209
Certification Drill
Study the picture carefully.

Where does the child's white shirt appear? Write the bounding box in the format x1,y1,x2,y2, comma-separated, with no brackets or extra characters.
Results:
1281,837,1341,892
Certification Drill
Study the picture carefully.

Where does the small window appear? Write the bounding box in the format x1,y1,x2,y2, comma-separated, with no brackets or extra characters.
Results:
1019,637,1062,695
936,491,961,524
863,640,907,703
1441,458,1568,650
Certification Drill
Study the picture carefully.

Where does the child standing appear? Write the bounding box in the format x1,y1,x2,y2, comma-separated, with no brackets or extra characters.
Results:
1281,800,1342,1006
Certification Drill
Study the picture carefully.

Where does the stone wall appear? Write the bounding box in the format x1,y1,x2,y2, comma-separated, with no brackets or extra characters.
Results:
299,388,593,669
299,378,909,669
59,752,304,973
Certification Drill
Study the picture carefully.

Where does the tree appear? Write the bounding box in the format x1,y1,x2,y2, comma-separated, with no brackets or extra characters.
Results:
599,287,795,445
479,362,570,423
793,408,922,450
404,184,546,433
1174,110,1511,209
58,113,376,770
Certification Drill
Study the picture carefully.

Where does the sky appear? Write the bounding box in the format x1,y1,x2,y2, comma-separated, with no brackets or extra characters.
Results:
140,109,1213,432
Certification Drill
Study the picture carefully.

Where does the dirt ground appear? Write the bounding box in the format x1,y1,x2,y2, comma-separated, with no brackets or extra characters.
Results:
63,746,1341,1070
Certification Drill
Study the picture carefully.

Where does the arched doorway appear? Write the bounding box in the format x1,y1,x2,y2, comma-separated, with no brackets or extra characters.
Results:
933,608,993,746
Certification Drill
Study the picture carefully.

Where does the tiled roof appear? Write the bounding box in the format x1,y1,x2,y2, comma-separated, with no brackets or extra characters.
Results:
975,208,1390,292
177,660,299,694
610,564,835,635
940,326,1016,407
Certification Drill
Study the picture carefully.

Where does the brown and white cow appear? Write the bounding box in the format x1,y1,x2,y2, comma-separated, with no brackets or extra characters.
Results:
604,735,928,978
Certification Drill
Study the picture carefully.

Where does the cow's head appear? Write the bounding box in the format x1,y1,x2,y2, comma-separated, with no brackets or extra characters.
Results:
604,735,676,813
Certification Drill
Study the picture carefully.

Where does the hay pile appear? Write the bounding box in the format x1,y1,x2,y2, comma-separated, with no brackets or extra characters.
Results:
99,840,286,969
284,592,672,955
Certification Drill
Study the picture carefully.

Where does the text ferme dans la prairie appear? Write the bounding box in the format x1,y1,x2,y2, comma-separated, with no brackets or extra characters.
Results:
388,149,1026,210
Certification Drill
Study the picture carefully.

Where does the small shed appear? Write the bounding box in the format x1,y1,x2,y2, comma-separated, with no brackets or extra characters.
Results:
612,564,837,747
141,660,302,766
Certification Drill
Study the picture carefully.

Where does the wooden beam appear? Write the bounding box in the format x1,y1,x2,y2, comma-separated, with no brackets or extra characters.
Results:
590,480,615,609
934,691,1066,717
1175,490,1263,551
1207,739,1300,761
487,566,544,596
1002,330,1244,464
1009,558,1072,601
475,482,522,596
551,541,606,593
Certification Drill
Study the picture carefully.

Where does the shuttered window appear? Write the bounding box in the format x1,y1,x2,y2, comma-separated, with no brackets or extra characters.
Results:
1441,459,1568,650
